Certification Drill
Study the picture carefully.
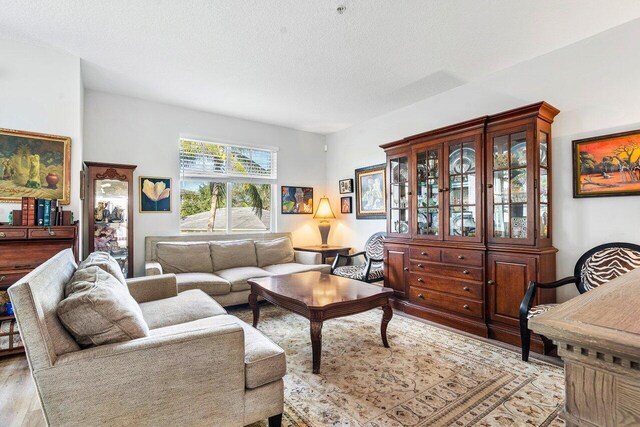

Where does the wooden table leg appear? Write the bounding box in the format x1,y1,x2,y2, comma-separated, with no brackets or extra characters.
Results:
381,303,392,348
249,292,259,328
310,320,323,374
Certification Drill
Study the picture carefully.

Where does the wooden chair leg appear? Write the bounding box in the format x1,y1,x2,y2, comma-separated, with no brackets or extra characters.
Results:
268,413,283,427
520,316,531,362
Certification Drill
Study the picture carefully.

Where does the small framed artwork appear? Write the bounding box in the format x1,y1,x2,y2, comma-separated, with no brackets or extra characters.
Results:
0,128,71,204
340,196,352,214
573,129,640,198
140,176,172,212
339,178,353,194
355,163,386,219
281,186,313,214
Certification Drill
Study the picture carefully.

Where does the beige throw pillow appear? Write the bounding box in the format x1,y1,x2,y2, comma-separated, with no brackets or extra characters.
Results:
255,237,295,267
156,242,214,273
210,239,257,271
78,251,128,290
58,267,149,347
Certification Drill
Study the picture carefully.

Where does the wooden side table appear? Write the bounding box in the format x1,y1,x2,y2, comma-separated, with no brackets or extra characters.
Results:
294,245,350,264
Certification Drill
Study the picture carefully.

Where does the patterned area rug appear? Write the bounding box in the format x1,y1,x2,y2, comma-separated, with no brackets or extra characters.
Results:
237,305,564,427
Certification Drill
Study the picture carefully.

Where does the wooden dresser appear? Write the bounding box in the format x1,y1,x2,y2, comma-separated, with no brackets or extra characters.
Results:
0,223,79,357
381,102,558,353
530,268,640,426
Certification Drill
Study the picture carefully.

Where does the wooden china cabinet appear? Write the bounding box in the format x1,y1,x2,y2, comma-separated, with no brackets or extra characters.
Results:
84,162,136,278
381,102,559,354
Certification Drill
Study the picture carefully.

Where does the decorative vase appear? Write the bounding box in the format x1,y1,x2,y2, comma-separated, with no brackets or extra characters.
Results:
46,173,59,189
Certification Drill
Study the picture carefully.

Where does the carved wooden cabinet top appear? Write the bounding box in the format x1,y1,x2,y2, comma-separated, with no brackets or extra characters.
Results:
530,267,640,359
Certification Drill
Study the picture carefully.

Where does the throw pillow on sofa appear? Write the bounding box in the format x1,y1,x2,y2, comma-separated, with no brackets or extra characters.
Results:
58,266,149,347
78,251,128,290
210,239,257,271
156,242,214,274
255,237,295,267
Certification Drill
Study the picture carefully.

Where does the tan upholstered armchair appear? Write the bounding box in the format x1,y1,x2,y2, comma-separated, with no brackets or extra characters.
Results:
9,249,286,427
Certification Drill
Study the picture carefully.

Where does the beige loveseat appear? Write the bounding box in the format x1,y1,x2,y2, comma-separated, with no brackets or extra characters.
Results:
8,249,286,427
145,232,330,306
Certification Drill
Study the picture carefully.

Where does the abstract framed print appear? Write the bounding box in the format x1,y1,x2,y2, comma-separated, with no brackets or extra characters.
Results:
281,186,313,214
339,178,353,194
573,129,640,198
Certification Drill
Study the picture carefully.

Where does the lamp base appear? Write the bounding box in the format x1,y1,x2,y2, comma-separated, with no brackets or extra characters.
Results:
318,221,331,246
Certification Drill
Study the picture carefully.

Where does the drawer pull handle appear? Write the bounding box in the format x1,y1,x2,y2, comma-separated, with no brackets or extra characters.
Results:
463,304,470,310
417,263,424,268
417,293,425,299
463,286,469,291
487,280,495,285
403,267,409,271
457,255,465,259
417,278,423,282
462,270,469,275
420,251,428,256
0,276,5,281
0,232,5,237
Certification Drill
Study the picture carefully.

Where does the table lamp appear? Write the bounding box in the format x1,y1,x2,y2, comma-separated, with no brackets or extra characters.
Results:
313,196,335,247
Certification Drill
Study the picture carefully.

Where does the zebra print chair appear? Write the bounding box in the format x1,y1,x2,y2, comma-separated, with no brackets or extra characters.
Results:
520,242,640,361
331,232,385,283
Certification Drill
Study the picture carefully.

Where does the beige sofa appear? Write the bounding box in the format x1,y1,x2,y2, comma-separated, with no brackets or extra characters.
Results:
145,232,330,306
8,249,286,427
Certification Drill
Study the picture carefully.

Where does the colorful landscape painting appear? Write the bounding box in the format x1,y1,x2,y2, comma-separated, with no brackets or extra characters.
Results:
0,129,71,204
573,129,640,198
281,186,313,214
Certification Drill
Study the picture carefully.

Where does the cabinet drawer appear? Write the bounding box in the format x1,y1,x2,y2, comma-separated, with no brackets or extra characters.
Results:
409,287,483,319
442,249,483,267
0,228,28,240
411,261,483,281
409,273,482,300
410,247,441,262
0,269,31,288
28,228,75,239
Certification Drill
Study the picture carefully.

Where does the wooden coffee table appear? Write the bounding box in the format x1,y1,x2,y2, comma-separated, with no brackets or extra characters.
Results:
248,271,394,374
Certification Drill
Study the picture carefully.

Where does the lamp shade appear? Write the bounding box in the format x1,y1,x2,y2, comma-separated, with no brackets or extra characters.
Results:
313,197,336,219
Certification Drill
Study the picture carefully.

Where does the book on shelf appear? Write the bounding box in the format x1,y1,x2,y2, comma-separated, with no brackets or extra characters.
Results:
17,197,68,227
43,199,51,226
36,199,45,226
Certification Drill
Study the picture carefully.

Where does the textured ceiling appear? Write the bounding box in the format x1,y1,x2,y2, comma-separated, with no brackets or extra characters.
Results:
1,1,640,134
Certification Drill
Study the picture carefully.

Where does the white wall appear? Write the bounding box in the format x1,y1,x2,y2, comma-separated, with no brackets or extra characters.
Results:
326,19,640,302
0,36,83,237
83,91,326,276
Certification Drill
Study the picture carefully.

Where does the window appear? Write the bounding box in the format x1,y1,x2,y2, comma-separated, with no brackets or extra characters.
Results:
179,139,277,233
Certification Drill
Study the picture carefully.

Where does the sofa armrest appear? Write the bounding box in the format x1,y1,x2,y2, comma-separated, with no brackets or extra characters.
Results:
145,261,163,276
39,317,246,426
126,274,178,303
294,250,322,265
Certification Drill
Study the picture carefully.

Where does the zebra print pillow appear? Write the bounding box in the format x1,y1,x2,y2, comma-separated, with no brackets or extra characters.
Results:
580,247,640,291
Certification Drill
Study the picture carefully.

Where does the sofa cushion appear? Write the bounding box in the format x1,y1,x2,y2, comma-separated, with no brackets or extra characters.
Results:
78,251,128,290
262,263,331,275
254,237,295,267
156,242,213,274
234,318,286,389
210,239,257,271
139,289,227,329
175,273,231,296
58,267,149,347
215,267,273,292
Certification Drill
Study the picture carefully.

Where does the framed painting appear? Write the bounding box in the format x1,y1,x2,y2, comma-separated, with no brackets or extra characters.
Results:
573,129,640,198
340,196,352,214
140,176,172,212
281,186,313,214
0,128,71,204
339,178,353,194
355,164,386,219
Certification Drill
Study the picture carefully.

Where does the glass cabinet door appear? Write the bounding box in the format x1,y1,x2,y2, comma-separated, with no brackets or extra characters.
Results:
389,155,410,235
445,138,480,240
539,131,550,239
415,147,441,238
93,179,130,276
488,127,534,244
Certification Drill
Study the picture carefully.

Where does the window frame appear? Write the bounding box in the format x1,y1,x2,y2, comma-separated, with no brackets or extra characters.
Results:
179,137,278,234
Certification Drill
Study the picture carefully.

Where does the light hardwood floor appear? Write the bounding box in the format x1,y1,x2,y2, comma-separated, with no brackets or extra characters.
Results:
1,355,45,427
